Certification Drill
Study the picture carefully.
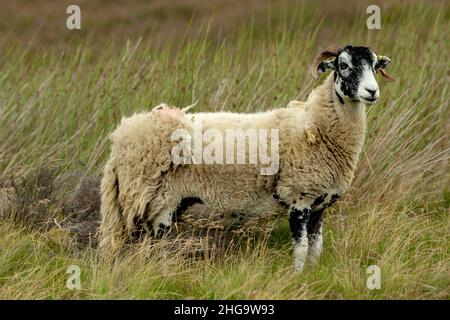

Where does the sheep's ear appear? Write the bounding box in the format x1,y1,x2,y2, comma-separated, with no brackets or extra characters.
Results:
375,55,394,81
311,47,341,79
375,55,391,69
317,60,335,76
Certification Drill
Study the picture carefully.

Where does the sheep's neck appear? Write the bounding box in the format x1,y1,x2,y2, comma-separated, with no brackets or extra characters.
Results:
310,73,367,175
331,90,366,146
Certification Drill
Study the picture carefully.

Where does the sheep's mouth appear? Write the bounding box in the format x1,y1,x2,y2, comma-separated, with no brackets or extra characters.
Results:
360,97,377,104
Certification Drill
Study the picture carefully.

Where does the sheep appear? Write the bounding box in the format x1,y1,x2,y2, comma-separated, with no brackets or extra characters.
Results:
98,45,392,272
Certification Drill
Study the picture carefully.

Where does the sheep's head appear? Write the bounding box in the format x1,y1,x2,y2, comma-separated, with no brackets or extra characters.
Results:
311,45,393,105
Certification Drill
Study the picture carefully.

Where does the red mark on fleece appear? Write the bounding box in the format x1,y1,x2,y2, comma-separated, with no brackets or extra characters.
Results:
152,104,184,119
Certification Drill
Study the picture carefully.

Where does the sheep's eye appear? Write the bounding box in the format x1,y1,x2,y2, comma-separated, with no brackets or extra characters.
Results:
339,62,349,70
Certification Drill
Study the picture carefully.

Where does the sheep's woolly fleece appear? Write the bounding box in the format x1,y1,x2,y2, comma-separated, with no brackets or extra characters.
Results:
99,73,366,255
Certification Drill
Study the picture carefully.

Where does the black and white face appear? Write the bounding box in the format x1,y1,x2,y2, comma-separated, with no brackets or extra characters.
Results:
317,46,392,105
335,47,380,104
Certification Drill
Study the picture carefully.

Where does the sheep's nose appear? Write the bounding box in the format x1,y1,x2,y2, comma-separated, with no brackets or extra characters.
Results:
365,88,377,97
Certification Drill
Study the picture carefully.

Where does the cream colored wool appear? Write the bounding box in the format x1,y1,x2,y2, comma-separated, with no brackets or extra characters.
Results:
99,73,366,265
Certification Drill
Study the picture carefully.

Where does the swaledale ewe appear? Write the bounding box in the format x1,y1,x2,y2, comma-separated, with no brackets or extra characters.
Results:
99,45,392,272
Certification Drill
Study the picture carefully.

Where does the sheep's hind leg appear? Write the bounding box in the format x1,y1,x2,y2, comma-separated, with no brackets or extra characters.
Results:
289,205,311,273
151,205,177,238
306,208,324,265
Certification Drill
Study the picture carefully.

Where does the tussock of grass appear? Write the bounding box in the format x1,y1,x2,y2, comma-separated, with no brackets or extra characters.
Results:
0,1,449,299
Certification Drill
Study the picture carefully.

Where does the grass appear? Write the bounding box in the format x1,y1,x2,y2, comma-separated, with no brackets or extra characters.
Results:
0,1,449,299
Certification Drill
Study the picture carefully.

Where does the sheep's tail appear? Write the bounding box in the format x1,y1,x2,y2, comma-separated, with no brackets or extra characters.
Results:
98,155,124,260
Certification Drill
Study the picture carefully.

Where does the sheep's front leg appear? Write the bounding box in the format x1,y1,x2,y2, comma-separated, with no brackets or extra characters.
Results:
307,208,324,265
289,206,311,273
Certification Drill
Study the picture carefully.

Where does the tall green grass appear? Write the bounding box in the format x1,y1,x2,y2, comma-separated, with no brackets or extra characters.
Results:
0,2,449,299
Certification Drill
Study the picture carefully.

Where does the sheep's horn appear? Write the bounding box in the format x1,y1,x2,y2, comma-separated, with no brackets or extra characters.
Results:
378,68,395,82
311,47,341,79
181,99,198,113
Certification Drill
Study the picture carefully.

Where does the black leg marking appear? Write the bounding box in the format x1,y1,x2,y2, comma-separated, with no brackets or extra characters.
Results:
273,193,289,209
306,208,324,265
289,206,311,271
289,207,311,242
155,223,171,238
330,194,340,204
307,208,324,238
312,193,328,208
